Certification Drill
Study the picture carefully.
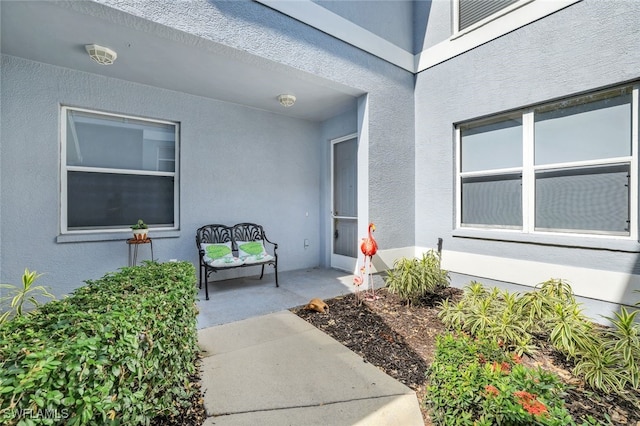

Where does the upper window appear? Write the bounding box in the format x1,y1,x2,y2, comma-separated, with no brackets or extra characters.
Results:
457,86,637,238
458,0,520,31
61,107,179,234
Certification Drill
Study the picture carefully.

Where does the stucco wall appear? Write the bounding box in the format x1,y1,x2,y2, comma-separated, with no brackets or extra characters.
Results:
313,0,415,53
94,0,417,254
416,0,452,52
414,0,640,305
0,55,324,296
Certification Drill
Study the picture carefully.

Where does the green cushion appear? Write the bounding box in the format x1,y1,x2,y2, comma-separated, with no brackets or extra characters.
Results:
238,241,264,256
202,242,232,262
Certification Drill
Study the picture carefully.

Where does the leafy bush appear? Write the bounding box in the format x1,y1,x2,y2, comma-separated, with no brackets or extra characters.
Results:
385,250,450,304
438,282,535,355
426,333,574,426
0,261,198,425
438,279,640,396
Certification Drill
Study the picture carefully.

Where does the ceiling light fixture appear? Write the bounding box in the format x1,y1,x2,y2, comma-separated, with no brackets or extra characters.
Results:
278,94,296,107
85,44,117,65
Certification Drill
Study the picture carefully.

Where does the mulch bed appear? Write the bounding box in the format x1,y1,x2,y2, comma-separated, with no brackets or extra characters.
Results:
291,288,640,426
150,355,206,426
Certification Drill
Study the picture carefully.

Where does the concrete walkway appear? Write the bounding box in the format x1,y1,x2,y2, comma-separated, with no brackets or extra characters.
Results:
198,311,424,426
195,268,425,425
196,268,370,329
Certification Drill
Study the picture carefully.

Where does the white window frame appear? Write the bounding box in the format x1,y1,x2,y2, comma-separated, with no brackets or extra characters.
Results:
60,106,180,236
456,85,639,242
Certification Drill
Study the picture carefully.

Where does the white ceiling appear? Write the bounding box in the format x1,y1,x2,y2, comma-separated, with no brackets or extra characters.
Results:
0,1,362,122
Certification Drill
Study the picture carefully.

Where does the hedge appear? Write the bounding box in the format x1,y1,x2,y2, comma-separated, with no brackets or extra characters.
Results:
0,261,199,425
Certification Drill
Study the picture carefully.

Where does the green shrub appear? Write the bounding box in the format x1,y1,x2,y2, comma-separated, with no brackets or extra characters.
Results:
0,261,198,425
437,279,640,396
385,250,449,304
438,282,534,355
426,333,575,426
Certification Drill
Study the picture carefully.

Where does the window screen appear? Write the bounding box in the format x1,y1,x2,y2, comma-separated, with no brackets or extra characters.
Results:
462,174,522,227
535,165,629,234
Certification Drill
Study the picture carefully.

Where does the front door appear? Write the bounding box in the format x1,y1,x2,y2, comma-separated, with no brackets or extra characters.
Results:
331,134,358,271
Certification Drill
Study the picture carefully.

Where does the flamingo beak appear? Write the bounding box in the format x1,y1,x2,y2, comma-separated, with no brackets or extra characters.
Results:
371,224,376,232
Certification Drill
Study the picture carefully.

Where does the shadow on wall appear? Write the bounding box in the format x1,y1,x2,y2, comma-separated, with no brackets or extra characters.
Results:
413,0,432,54
207,0,426,85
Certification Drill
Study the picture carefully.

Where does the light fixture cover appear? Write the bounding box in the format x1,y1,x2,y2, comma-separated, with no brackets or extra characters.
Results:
85,44,117,65
278,94,296,107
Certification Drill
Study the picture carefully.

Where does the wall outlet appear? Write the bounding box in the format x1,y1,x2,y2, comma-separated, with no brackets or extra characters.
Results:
304,239,309,248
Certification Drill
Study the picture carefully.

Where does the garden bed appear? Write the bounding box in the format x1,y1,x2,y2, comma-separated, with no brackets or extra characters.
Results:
292,288,640,425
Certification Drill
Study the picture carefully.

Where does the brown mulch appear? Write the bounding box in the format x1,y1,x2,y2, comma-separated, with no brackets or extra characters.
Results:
150,354,207,426
291,288,640,426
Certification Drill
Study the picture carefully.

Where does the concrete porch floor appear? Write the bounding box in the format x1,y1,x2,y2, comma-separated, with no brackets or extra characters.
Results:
194,268,424,425
196,267,386,330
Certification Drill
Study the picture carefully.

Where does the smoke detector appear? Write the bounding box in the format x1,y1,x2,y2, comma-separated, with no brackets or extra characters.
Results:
85,44,117,65
278,94,296,107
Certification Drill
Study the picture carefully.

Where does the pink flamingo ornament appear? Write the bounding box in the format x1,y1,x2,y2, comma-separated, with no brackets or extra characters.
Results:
360,223,379,300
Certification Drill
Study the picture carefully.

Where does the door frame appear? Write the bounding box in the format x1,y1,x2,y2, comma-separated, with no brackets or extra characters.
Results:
330,133,359,272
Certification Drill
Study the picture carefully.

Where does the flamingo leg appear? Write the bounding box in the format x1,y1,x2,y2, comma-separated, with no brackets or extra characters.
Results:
370,260,375,299
363,256,380,301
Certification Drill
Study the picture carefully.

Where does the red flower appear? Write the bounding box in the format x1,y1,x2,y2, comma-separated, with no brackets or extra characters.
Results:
490,361,511,374
512,353,522,364
484,385,499,397
513,391,548,416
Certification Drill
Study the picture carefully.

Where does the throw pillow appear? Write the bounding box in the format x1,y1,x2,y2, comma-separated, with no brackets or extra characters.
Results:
237,240,273,264
201,242,244,267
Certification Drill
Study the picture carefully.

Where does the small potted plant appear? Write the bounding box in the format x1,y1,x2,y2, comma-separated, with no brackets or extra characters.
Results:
131,219,149,241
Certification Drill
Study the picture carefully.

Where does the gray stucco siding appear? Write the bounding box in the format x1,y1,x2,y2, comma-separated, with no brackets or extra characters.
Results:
94,0,417,252
1,0,417,295
415,0,640,280
0,55,322,296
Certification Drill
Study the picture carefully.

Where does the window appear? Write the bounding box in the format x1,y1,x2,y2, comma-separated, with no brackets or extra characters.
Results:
61,107,179,234
457,86,637,238
457,0,520,31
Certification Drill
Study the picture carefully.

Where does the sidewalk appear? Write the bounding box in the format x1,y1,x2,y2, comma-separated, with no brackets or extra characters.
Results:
198,310,425,425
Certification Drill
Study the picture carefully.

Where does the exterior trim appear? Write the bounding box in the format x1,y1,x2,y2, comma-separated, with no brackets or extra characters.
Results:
257,0,582,73
416,0,581,71
256,0,415,72
435,248,640,306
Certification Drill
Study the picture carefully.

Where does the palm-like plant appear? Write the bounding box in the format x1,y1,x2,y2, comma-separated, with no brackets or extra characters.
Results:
437,299,466,330
0,268,54,324
573,345,626,394
603,307,640,389
550,303,596,358
385,251,450,304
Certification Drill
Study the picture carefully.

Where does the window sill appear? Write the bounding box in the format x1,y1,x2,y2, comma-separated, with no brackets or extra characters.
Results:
452,228,640,253
56,229,181,243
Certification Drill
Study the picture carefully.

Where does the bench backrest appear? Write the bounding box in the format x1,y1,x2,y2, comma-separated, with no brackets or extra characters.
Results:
196,223,267,254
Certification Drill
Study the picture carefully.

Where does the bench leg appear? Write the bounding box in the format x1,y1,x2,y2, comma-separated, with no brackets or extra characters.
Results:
260,264,265,280
205,271,210,301
274,264,279,287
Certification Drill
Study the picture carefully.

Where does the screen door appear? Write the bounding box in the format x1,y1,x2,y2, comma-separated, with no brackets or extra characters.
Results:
331,135,358,271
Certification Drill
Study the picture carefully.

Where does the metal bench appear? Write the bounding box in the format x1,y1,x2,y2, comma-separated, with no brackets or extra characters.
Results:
196,223,278,300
